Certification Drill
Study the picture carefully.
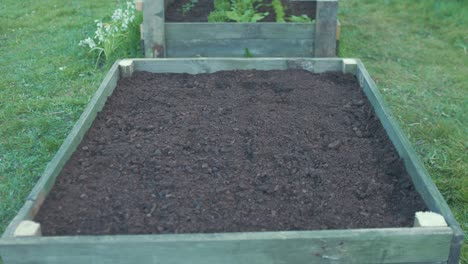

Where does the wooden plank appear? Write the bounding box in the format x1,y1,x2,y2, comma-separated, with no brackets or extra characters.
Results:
13,221,42,237
166,38,314,57
0,228,452,264
164,0,175,8
336,19,341,40
165,23,315,40
119,59,134,78
1,61,121,240
1,201,35,239
355,60,464,264
286,58,343,73
134,0,143,11
341,58,357,74
314,0,338,57
134,58,289,73
132,58,343,74
143,0,165,57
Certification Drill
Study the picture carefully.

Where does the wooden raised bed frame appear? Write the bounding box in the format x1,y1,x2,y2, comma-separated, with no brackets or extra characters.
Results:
0,58,463,264
141,0,339,58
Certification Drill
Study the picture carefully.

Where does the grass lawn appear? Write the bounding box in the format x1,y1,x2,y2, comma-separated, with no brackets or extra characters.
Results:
339,0,467,261
0,0,466,262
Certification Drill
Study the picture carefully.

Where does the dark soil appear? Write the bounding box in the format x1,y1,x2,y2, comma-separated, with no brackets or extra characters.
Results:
165,0,316,22
35,70,426,236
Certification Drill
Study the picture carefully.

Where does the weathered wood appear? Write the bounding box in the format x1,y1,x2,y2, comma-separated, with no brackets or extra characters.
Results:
355,60,464,264
134,0,143,11
164,0,175,8
314,0,338,57
13,221,41,237
1,201,36,239
119,59,134,78
141,1,337,58
140,24,144,40
414,212,447,227
166,38,314,57
0,228,452,264
336,19,341,40
143,0,165,58
166,23,315,40
286,58,343,73
165,23,316,57
139,24,145,52
132,58,343,74
342,58,357,74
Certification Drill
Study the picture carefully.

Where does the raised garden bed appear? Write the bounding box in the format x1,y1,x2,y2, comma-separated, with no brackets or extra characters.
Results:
140,0,338,58
0,58,463,263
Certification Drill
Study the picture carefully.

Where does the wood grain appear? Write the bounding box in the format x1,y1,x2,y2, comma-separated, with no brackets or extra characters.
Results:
166,38,314,57
314,0,338,57
0,228,452,264
166,22,315,40
143,0,165,57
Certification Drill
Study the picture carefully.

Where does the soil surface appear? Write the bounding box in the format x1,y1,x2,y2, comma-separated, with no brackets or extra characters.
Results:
35,70,426,236
166,0,316,22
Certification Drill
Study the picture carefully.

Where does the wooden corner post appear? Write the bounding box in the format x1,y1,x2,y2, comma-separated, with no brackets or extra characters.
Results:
143,0,166,58
314,0,338,57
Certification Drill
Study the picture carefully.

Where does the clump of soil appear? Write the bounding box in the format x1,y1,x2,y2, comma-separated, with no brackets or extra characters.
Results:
35,70,426,236
165,0,316,22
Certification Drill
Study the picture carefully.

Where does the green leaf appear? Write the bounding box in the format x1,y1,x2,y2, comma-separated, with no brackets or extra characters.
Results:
287,14,313,23
244,48,254,58
251,12,268,22
226,11,242,21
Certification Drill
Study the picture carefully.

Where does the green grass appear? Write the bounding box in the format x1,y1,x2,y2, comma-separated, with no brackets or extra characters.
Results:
0,0,466,262
339,0,467,261
0,0,116,238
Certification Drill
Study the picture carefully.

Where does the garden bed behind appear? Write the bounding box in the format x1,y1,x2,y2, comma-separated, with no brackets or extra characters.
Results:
141,0,338,58
165,0,316,22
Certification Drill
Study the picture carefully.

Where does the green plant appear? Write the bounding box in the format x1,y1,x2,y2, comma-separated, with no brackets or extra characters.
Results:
79,1,142,67
244,48,254,57
208,11,230,22
214,0,232,11
271,0,285,22
182,0,198,15
225,0,268,22
287,14,312,23
207,0,231,22
208,0,270,23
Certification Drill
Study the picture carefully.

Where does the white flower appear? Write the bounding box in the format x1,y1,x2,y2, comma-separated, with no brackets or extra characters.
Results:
104,24,111,33
112,8,123,22
79,1,139,58
79,37,96,49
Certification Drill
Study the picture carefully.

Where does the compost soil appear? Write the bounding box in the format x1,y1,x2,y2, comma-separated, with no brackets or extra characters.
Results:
36,70,426,235
165,0,316,22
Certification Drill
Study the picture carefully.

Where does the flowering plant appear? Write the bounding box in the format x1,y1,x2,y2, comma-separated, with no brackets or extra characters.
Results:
79,2,142,67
